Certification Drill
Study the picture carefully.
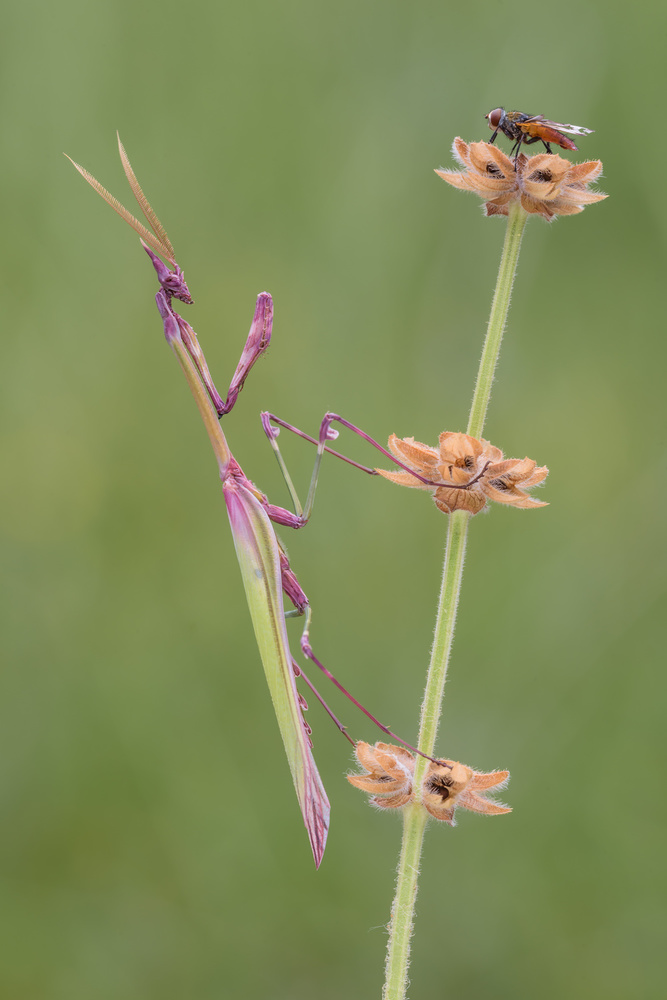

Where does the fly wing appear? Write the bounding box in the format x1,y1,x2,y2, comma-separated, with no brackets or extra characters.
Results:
522,121,579,150
538,117,594,136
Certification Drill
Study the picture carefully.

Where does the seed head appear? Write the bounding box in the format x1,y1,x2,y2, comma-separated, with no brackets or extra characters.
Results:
376,431,548,515
347,742,415,809
437,138,607,220
348,742,511,824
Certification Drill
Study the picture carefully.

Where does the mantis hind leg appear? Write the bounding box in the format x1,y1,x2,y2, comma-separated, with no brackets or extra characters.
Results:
262,412,442,762
297,606,439,764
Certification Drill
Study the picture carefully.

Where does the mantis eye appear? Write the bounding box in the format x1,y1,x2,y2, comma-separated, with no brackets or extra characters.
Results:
487,108,503,127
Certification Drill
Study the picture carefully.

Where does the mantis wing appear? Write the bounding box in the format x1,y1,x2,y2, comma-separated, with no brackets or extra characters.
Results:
224,478,330,867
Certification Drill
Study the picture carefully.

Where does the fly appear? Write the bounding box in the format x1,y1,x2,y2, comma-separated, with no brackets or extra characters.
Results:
485,108,593,163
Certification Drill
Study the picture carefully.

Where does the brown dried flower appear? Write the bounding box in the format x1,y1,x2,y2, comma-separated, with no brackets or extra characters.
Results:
436,138,607,220
348,742,511,824
376,431,548,515
347,741,415,809
421,759,510,825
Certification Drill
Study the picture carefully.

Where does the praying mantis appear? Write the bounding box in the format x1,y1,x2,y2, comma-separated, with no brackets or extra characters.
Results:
67,137,444,867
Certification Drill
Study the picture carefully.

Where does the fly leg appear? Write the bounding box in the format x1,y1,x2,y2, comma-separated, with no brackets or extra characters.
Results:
521,135,552,155
511,133,526,165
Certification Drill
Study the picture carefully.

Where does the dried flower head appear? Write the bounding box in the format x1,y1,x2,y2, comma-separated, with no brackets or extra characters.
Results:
436,138,607,220
376,431,548,515
421,758,510,824
347,741,415,809
348,742,511,824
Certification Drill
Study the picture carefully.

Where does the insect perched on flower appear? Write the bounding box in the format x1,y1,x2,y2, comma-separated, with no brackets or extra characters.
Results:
485,108,593,162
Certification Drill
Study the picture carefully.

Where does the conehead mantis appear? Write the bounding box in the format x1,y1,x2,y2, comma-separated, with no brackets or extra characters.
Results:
67,136,445,866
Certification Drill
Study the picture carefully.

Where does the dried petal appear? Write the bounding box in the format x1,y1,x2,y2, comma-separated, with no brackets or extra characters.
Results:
347,742,414,803
387,435,440,474
433,485,488,515
376,469,432,489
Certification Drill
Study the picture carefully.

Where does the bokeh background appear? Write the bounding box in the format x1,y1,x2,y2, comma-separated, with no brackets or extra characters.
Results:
2,1,665,997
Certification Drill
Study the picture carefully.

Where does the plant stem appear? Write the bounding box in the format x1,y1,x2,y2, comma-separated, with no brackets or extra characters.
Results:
383,511,468,1000
414,511,470,762
382,201,528,1000
467,202,528,440
382,802,428,1000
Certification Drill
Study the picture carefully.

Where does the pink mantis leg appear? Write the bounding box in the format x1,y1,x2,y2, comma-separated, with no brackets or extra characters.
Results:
257,411,446,764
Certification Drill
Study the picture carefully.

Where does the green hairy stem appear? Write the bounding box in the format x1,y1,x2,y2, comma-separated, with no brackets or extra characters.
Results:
383,202,528,1000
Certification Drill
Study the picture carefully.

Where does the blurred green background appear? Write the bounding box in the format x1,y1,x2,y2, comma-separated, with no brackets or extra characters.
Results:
2,1,665,997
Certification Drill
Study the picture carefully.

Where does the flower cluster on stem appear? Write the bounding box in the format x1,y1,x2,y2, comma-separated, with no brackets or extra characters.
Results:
348,742,510,824
436,138,607,219
374,131,606,1000
376,431,548,515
